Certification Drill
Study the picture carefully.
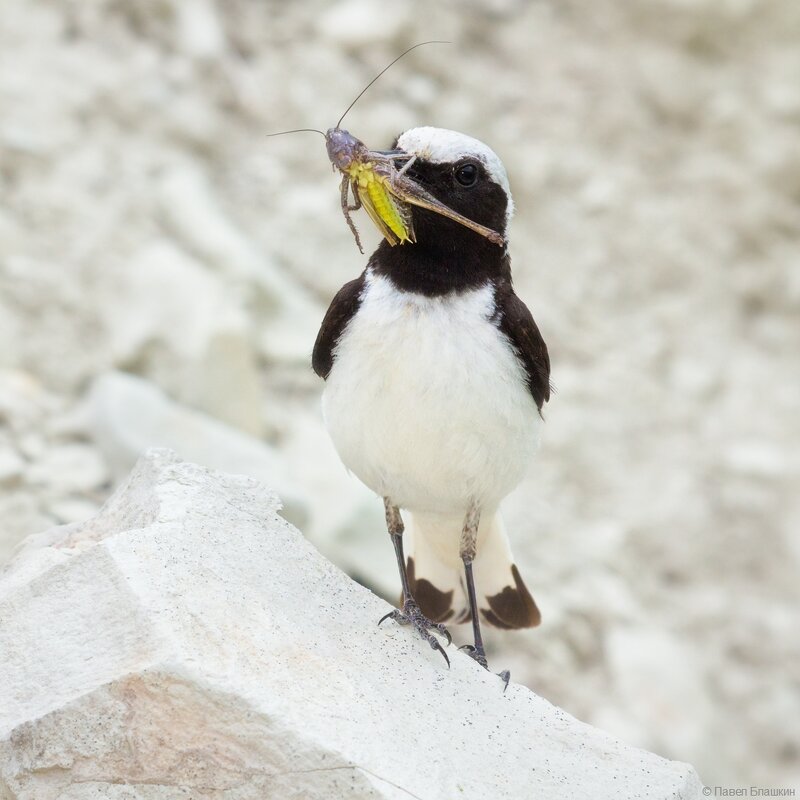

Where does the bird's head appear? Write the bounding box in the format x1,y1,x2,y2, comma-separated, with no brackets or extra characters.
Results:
393,126,514,247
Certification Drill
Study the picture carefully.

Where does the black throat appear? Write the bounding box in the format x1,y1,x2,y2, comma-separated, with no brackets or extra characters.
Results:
369,218,511,297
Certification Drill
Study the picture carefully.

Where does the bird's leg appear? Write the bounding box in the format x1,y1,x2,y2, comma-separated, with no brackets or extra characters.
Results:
459,503,511,689
459,504,486,664
340,175,364,253
378,498,452,666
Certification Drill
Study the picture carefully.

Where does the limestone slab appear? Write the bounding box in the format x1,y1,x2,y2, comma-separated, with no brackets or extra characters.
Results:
0,450,705,799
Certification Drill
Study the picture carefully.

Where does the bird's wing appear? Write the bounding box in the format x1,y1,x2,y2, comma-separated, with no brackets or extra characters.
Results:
494,281,551,412
312,273,366,379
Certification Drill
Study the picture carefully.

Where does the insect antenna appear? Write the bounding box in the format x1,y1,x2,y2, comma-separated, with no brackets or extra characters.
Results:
335,40,450,129
266,128,327,138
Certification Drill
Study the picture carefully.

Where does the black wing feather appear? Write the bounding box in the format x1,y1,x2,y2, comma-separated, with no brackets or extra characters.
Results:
494,281,551,412
312,273,366,379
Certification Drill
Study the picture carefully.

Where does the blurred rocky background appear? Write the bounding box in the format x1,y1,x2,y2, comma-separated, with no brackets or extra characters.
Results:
0,0,798,789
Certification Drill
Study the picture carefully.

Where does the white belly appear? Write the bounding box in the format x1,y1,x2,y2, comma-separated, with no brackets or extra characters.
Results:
322,272,541,514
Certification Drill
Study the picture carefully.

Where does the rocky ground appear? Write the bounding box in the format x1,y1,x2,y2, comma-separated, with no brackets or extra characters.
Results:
1,0,798,789
0,450,706,800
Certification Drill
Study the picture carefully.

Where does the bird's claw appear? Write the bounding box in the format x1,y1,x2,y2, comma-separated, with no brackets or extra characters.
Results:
458,643,488,668
379,599,452,667
497,670,511,692
459,644,510,691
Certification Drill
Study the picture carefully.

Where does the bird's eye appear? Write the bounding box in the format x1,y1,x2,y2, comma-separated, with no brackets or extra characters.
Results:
454,162,479,187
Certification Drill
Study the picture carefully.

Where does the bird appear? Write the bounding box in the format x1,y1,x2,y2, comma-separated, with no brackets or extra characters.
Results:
312,126,551,682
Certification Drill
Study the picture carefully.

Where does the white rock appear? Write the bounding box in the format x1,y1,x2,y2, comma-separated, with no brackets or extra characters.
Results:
0,443,24,485
13,431,47,461
316,0,411,46
25,442,109,494
85,371,308,529
0,370,55,435
174,0,226,60
47,497,102,526
0,257,111,392
157,165,321,364
579,175,619,212
723,439,787,479
105,240,264,436
0,490,55,565
0,450,705,800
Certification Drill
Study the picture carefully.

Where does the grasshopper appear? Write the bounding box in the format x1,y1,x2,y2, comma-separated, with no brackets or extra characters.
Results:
269,43,505,253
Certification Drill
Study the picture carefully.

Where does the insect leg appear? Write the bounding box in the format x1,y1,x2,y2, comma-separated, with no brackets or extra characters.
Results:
372,149,413,160
346,183,362,212
340,175,364,254
395,155,417,177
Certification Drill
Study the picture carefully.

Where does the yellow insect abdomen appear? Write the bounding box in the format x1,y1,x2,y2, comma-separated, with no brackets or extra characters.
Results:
366,179,411,242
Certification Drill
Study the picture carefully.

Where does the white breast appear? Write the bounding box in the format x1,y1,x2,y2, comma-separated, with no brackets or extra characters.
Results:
322,272,541,515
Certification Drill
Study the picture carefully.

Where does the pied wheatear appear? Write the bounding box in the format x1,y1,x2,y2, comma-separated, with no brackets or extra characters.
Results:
313,127,551,683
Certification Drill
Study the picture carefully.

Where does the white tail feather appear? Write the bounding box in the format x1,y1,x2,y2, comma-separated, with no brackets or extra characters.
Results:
404,510,540,628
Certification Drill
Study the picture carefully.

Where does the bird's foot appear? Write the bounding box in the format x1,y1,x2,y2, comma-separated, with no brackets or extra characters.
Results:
459,644,511,691
379,599,452,667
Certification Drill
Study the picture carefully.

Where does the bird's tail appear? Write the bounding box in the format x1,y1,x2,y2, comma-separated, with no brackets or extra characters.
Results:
404,511,541,629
